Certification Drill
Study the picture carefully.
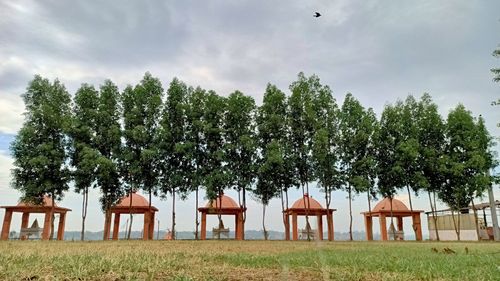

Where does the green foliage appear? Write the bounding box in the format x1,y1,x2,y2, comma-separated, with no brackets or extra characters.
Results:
11,75,72,204
492,46,500,83
122,72,163,200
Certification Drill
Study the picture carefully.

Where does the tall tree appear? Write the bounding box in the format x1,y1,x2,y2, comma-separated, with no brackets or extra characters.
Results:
415,94,445,241
257,84,295,235
159,78,189,240
203,91,228,234
338,93,376,240
122,72,163,239
95,80,124,240
225,90,257,228
11,75,72,240
70,84,99,241
440,105,496,240
311,84,341,213
184,87,208,239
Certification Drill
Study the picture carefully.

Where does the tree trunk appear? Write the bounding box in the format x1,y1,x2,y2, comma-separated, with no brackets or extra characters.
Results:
428,191,440,241
243,187,247,223
195,187,199,240
262,203,268,240
127,189,133,240
301,182,311,241
81,187,89,241
171,188,176,240
471,199,481,241
406,185,417,237
451,209,459,241
50,193,55,240
217,189,223,240
348,184,353,241
389,196,395,240
367,187,372,213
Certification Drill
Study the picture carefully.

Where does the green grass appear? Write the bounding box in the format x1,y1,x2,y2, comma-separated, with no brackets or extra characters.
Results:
0,240,498,280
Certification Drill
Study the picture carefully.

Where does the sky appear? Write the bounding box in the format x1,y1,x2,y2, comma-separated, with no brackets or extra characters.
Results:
0,0,499,239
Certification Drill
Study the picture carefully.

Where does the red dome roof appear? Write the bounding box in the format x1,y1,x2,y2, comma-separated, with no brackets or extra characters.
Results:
115,192,150,208
17,196,56,207
291,195,324,210
373,197,409,212
205,194,239,209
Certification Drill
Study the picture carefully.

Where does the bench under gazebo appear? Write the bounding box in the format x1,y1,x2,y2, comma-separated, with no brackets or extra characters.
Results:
362,197,423,241
103,192,158,240
284,194,336,241
1,196,71,240
198,194,246,240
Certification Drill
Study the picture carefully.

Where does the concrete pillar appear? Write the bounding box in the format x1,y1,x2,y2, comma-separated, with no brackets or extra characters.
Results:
317,215,323,240
42,211,52,240
413,214,423,241
327,211,334,241
1,210,13,240
292,213,298,240
112,213,120,240
149,212,155,240
397,217,403,231
20,212,30,240
284,214,290,241
143,212,150,240
364,215,373,241
201,212,207,240
379,215,388,241
57,213,66,241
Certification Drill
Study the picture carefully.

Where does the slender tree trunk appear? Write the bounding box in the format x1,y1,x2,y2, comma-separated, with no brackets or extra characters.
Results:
217,188,223,239
149,189,152,241
171,188,176,240
262,203,268,240
451,209,459,241
428,191,440,241
406,185,417,236
457,211,461,241
81,187,89,241
242,187,247,223
301,182,311,241
348,185,353,241
367,187,372,213
127,189,133,240
389,196,395,240
280,188,286,230
50,193,55,240
195,187,199,240
471,199,481,241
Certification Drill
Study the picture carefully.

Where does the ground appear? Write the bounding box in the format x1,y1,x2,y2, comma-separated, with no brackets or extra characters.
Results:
0,240,498,280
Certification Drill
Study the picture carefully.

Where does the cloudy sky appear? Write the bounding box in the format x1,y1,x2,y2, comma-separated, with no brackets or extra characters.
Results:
0,0,499,239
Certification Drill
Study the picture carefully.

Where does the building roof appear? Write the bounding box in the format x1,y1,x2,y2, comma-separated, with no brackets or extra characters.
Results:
205,194,239,209
290,194,324,210
372,197,409,212
17,196,56,208
112,192,158,212
1,195,71,213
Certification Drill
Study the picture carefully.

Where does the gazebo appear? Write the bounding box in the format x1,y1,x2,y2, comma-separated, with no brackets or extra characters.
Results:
103,192,158,240
198,194,246,240
362,197,423,241
1,196,71,240
283,194,336,241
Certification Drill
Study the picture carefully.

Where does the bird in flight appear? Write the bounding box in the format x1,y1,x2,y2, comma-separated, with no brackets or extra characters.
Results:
314,12,321,18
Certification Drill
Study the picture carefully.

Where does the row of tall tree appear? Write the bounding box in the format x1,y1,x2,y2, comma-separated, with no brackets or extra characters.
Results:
11,72,496,241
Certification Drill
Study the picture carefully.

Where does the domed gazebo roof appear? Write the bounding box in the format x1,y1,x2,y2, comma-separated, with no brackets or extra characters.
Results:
1,195,71,213
111,192,158,212
290,194,324,210
205,194,239,209
372,197,409,212
17,195,56,207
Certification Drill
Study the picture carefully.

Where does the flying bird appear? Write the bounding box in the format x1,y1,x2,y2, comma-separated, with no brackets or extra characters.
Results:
314,12,321,18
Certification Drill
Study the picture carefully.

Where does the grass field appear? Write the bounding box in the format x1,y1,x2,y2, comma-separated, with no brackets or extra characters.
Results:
0,240,499,281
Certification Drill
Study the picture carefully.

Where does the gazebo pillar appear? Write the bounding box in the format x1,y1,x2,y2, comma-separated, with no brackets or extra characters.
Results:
379,214,388,241
284,214,290,240
57,213,66,240
364,215,373,241
1,210,13,240
112,213,120,240
20,212,30,240
397,217,403,231
143,212,150,240
292,212,298,240
327,211,334,241
42,210,52,240
317,215,323,240
200,212,207,240
149,212,155,240
412,214,422,241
